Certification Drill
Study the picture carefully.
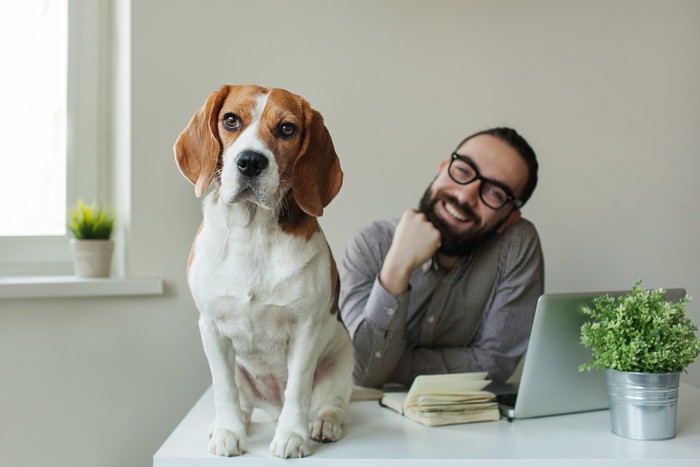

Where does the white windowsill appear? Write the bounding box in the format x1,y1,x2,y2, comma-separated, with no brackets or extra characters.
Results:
0,275,164,299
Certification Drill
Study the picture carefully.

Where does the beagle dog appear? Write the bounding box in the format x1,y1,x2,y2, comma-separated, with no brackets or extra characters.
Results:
174,85,353,458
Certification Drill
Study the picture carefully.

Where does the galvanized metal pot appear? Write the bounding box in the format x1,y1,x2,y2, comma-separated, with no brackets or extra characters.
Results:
605,369,680,440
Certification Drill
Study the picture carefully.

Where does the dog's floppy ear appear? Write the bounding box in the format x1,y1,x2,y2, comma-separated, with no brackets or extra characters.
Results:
174,86,230,197
292,103,343,217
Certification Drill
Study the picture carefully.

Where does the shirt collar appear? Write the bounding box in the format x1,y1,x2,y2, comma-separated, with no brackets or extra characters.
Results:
421,253,473,276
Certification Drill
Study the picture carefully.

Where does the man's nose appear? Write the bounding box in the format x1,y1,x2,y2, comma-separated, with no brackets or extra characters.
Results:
456,178,482,208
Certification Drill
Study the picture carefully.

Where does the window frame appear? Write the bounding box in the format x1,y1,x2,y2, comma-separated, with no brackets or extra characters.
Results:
0,0,111,276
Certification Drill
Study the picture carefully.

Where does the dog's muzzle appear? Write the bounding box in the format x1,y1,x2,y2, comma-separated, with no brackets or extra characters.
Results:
236,150,269,177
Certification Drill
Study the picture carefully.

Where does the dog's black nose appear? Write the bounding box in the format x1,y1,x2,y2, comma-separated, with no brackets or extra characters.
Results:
236,151,269,177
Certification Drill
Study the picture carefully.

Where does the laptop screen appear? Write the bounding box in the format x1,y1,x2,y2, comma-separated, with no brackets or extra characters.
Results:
499,288,686,420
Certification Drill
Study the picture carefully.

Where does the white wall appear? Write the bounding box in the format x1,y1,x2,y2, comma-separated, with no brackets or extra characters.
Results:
1,1,698,466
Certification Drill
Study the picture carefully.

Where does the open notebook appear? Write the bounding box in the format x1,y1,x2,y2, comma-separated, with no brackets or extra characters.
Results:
492,288,686,420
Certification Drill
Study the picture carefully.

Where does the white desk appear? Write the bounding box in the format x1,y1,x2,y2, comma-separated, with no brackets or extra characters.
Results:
155,384,700,466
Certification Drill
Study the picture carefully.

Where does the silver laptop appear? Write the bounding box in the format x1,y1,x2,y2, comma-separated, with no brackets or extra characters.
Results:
494,288,686,421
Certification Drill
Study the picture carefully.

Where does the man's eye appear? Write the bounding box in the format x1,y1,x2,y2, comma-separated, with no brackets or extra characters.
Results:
487,186,507,203
222,113,242,131
457,166,472,176
277,122,297,139
456,164,474,178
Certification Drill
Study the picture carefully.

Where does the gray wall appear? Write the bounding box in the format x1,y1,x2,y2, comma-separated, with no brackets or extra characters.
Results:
1,1,698,467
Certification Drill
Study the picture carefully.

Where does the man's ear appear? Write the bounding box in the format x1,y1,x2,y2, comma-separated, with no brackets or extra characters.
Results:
497,209,521,234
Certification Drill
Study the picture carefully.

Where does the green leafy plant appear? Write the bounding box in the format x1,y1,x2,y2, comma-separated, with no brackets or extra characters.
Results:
68,199,115,240
580,281,700,373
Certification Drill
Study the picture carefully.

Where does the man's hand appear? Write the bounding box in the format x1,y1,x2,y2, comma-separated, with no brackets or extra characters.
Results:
379,209,441,295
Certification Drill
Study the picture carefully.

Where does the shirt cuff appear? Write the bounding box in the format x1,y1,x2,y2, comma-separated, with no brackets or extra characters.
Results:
365,275,410,331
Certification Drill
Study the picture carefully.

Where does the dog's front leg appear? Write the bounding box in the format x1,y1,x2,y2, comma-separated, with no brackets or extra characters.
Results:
269,324,321,458
199,317,248,456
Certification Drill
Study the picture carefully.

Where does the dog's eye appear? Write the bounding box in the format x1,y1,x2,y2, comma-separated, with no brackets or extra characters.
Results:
222,113,242,131
276,122,297,139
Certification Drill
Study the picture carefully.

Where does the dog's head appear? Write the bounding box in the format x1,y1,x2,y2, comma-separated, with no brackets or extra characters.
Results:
174,84,342,217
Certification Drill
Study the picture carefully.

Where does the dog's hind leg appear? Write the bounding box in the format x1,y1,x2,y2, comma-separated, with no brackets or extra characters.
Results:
309,396,350,443
308,336,354,443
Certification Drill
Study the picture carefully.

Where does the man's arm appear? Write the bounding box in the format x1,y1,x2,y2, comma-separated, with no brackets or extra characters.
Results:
339,211,441,388
379,210,441,295
389,222,545,384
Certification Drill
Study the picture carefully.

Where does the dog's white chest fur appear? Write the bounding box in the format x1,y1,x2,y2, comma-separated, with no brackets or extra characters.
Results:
189,196,331,362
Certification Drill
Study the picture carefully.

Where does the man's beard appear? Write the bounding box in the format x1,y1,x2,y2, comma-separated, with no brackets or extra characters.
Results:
418,186,501,257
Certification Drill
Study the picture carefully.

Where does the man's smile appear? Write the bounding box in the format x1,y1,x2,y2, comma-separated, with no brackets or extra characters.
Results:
436,196,481,230
444,200,469,223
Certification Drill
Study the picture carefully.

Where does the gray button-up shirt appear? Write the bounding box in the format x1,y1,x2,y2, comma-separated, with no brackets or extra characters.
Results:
339,217,544,388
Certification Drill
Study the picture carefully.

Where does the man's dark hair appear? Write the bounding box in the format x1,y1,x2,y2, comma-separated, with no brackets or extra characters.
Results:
456,127,539,206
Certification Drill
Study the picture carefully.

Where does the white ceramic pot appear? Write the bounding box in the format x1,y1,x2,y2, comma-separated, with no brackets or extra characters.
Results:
69,239,114,277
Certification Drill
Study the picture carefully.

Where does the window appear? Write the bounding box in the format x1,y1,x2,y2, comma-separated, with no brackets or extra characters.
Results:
0,0,109,275
0,1,67,237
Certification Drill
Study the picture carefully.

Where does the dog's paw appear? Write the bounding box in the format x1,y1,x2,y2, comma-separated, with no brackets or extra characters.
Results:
209,427,247,457
269,431,311,458
310,416,343,443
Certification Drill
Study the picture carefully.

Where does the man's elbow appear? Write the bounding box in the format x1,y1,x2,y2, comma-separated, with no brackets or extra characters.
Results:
352,360,384,389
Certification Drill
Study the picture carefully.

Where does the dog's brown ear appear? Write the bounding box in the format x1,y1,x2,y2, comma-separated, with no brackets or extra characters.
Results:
174,86,229,197
292,103,343,217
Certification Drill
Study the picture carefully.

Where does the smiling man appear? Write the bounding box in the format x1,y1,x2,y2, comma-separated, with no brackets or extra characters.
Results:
340,127,544,388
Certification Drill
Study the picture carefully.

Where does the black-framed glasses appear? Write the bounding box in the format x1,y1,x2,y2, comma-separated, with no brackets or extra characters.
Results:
448,153,523,210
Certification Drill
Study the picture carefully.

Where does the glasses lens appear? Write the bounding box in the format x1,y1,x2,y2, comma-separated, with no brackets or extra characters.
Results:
449,158,476,184
449,154,517,210
480,182,508,209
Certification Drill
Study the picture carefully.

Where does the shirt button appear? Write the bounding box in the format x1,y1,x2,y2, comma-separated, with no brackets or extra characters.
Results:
427,316,435,324
385,307,395,316
374,351,382,359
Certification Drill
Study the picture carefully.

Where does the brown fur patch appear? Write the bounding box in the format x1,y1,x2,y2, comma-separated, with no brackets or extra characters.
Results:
278,190,320,240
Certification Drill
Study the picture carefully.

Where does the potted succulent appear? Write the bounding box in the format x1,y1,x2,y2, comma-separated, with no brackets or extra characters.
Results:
68,199,115,277
580,280,700,440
